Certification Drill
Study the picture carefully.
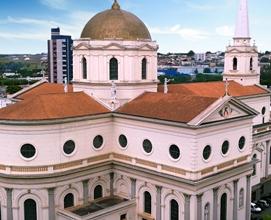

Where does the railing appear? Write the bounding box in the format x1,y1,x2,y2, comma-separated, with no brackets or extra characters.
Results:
0,153,250,181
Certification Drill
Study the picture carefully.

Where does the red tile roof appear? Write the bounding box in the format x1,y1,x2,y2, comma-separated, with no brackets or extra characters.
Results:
117,92,218,123
15,82,73,100
0,92,109,121
158,81,268,98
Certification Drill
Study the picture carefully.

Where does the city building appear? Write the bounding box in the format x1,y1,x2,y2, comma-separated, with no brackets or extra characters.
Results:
0,0,269,220
48,27,73,84
195,53,206,62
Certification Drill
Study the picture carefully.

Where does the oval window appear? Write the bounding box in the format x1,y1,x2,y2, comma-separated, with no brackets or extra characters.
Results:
238,136,246,150
143,139,152,154
222,140,229,155
119,135,128,148
63,140,75,155
21,144,36,159
203,145,212,161
169,145,180,160
93,135,104,149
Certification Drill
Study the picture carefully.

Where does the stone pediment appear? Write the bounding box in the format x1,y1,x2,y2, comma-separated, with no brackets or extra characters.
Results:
138,44,157,51
102,43,126,50
188,96,258,126
73,43,92,50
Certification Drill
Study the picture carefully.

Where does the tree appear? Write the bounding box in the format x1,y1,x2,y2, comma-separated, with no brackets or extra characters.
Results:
203,68,211,73
194,68,198,74
6,85,21,94
187,50,195,57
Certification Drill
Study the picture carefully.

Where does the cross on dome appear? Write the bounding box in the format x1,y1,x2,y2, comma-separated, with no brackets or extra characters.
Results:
112,0,120,10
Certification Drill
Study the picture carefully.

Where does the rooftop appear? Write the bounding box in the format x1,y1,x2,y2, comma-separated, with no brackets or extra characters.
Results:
0,92,109,121
69,196,128,216
117,92,218,123
158,81,268,98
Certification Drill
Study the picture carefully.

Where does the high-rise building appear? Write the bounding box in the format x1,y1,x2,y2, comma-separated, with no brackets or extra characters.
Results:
48,27,73,83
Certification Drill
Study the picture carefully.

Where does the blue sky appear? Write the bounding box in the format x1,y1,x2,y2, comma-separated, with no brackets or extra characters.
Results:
0,0,270,54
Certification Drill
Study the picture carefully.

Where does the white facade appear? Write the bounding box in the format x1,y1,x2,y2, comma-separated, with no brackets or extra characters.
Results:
72,39,158,107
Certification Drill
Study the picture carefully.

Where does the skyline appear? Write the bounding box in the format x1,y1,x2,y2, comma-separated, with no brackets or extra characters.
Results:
0,0,271,54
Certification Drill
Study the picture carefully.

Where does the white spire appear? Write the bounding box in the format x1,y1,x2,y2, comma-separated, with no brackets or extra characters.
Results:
234,0,250,39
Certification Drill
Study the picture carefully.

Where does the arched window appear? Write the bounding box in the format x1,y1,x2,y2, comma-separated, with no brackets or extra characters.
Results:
170,199,179,220
239,188,244,208
94,185,103,200
82,57,87,79
220,193,227,220
250,57,253,70
142,58,147,80
64,193,74,208
144,191,152,214
110,58,118,80
233,57,238,70
24,199,37,220
204,203,210,220
252,154,257,176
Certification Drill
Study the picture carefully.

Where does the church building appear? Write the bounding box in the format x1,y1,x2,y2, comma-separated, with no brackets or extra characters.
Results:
0,0,269,220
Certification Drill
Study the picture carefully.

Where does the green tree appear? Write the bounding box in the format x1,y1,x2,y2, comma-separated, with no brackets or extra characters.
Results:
6,85,21,94
187,50,195,57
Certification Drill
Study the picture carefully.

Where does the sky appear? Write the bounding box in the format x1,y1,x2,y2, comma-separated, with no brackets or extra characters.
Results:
0,0,270,54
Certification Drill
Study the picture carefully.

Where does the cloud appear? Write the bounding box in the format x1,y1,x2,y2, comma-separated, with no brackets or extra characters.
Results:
215,25,234,37
40,0,68,10
0,32,48,40
150,25,210,40
0,10,96,41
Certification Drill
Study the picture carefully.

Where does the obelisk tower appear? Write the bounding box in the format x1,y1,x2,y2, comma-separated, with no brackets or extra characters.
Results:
223,0,260,85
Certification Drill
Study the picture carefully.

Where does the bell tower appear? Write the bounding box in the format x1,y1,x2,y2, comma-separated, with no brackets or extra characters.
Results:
223,0,260,85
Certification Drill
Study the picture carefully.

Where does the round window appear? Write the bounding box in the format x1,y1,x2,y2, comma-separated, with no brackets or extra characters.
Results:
20,144,36,159
238,136,246,150
63,140,75,155
262,107,266,115
222,140,229,155
143,139,152,154
93,135,104,149
169,145,180,160
203,145,212,161
119,135,128,148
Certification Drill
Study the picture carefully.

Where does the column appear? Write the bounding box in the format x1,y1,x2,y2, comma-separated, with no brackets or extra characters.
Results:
197,194,203,220
213,187,218,220
184,194,191,220
233,180,239,220
6,188,13,220
130,178,136,199
82,180,89,204
110,172,114,196
266,141,270,177
156,186,162,220
246,175,251,220
48,188,55,220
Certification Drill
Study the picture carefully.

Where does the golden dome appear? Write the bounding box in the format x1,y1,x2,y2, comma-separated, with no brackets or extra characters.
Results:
81,0,152,41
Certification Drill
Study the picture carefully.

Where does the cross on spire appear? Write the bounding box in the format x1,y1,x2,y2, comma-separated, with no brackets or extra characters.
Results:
112,0,120,10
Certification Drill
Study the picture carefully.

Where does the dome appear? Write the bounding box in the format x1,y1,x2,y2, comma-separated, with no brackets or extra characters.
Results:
81,0,152,41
